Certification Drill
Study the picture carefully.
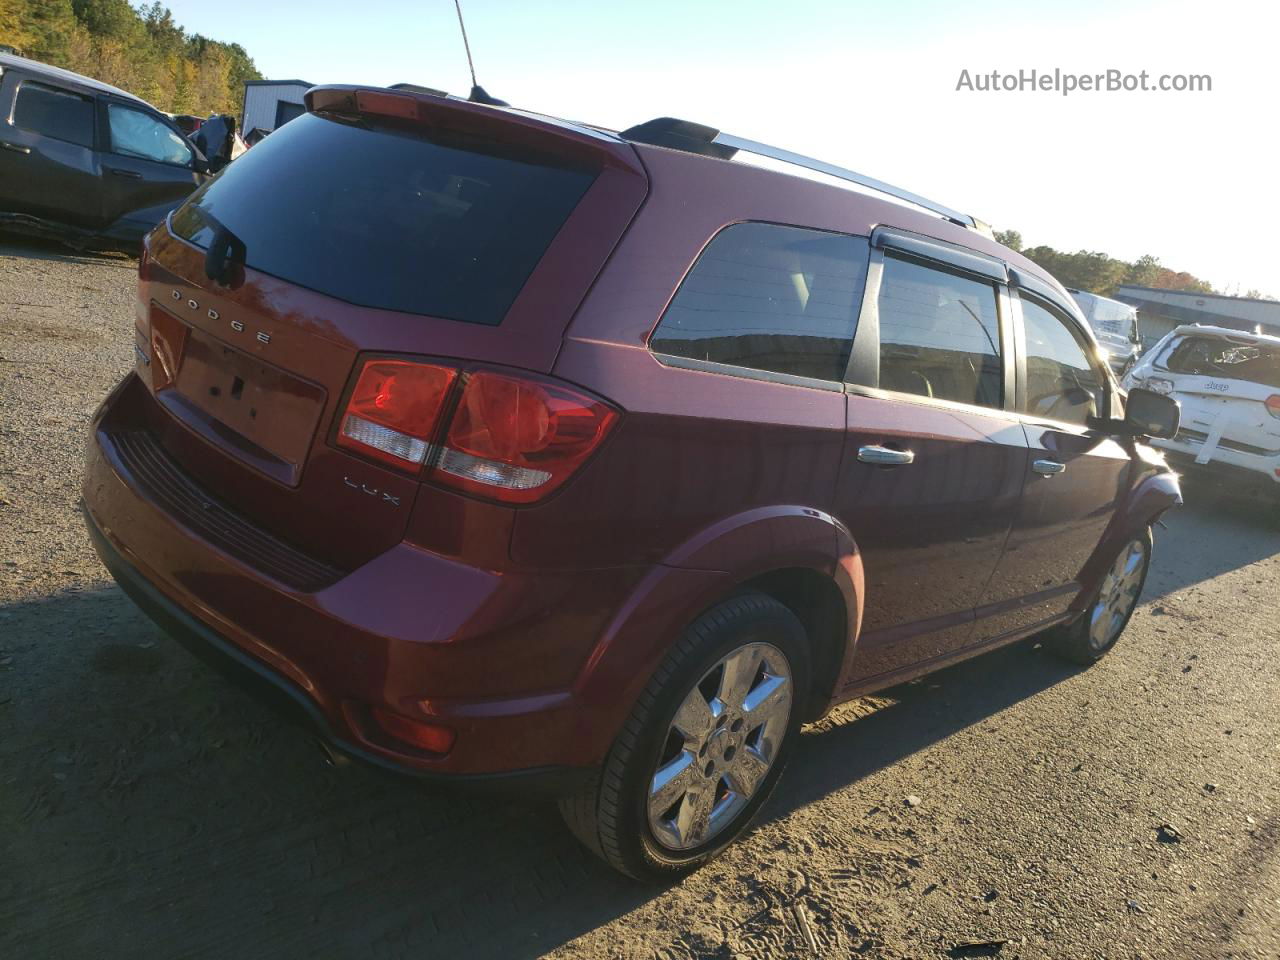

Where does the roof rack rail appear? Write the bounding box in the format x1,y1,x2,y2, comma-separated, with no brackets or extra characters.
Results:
619,117,991,236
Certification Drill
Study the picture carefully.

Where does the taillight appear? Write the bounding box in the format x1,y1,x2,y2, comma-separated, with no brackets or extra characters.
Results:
335,357,619,503
336,359,458,468
1266,394,1280,419
434,371,618,504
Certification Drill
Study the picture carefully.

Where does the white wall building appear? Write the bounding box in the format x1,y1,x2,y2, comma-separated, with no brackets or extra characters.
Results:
241,80,313,138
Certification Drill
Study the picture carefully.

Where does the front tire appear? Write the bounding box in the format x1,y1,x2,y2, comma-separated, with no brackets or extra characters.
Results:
559,592,810,880
1047,527,1152,665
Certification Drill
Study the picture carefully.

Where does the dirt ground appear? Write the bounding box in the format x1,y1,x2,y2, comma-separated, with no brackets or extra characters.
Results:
2,238,1278,960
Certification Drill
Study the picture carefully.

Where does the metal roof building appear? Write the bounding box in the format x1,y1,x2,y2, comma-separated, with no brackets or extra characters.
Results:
1114,285,1280,350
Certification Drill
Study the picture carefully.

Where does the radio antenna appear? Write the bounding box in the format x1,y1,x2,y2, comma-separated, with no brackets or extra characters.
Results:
453,0,508,106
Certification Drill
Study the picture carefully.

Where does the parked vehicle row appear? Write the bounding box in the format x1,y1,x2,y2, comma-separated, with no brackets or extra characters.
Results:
1125,324,1280,503
1069,287,1143,377
0,53,235,250
81,84,1181,878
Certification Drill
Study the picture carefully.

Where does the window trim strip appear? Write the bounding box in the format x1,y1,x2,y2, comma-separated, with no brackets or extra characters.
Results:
871,226,1008,283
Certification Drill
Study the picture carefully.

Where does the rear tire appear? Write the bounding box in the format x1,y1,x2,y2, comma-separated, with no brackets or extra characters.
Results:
559,592,810,880
1047,527,1152,665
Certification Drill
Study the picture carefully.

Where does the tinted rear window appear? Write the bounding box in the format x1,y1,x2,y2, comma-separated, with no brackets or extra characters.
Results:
1162,336,1280,388
650,222,869,383
13,81,95,148
170,111,596,325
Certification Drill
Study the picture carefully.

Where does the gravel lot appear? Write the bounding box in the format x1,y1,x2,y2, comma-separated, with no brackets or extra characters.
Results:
2,237,1278,960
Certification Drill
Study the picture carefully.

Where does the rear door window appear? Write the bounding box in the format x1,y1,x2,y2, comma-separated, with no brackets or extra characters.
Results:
13,81,95,148
874,254,1003,407
169,111,596,325
650,222,869,383
1162,336,1280,388
1020,296,1106,425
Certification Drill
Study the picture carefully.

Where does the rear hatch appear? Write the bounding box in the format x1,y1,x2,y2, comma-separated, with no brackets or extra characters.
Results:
1157,333,1280,456
130,87,647,575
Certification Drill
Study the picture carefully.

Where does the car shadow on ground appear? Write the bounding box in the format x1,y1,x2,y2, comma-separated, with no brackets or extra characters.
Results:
0,583,1078,959
1,494,1273,958
0,235,135,267
1139,481,1278,601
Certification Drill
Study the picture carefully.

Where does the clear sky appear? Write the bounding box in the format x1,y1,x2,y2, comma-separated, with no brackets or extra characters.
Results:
165,0,1277,294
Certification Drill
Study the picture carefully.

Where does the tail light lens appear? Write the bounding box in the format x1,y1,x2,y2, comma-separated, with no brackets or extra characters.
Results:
435,371,617,503
1266,395,1280,419
336,357,618,503
337,359,458,468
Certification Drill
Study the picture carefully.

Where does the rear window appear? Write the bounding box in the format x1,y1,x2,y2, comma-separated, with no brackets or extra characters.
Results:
170,111,596,325
650,222,869,383
13,81,94,148
1162,336,1280,388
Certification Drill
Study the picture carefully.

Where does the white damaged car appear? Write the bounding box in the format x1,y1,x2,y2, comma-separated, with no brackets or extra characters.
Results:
1123,324,1280,501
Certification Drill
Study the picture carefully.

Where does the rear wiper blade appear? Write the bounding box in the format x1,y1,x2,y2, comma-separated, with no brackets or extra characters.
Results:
196,208,246,287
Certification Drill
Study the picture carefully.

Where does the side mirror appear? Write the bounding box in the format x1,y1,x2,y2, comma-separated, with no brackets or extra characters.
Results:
1124,387,1180,439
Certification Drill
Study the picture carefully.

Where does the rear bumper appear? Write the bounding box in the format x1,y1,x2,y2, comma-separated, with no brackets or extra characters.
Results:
1153,437,1280,496
81,374,649,789
83,504,590,793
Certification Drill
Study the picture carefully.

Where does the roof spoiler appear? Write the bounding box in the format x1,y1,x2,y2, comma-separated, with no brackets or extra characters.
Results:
620,116,991,235
304,85,638,171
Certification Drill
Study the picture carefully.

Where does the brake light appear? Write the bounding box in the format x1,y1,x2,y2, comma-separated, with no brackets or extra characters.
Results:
354,89,421,121
335,358,618,502
1266,395,1280,419
336,359,458,468
434,371,617,504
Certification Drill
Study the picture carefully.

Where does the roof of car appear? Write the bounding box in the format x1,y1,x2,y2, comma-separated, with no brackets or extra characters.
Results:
1170,323,1280,345
0,52,150,107
1067,288,1134,309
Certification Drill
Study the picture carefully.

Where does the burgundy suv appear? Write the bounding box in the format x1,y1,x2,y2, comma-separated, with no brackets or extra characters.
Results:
83,86,1182,879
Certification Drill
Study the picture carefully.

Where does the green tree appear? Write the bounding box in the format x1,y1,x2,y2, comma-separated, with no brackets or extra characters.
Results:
1,0,35,51
17,0,74,62
71,0,133,37
1125,254,1162,288
994,229,1022,252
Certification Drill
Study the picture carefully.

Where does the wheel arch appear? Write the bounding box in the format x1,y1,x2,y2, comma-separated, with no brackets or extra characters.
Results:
569,506,864,762
736,566,853,722
1072,461,1180,614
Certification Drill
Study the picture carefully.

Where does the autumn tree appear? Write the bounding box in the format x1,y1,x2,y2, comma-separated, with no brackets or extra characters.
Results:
998,229,1218,298
3,0,261,118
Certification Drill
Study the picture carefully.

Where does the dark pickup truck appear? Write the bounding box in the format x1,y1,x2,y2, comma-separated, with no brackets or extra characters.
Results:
0,53,228,251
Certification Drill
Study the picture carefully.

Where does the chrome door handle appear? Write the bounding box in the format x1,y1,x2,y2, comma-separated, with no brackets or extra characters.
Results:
106,167,142,179
858,445,914,466
1,141,31,155
1033,459,1066,477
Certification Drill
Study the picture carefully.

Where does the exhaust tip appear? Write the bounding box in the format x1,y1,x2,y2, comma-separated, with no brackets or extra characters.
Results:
313,736,351,768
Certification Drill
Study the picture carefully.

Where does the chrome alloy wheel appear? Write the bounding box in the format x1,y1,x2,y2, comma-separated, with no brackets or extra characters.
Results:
1089,538,1146,650
647,642,792,851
